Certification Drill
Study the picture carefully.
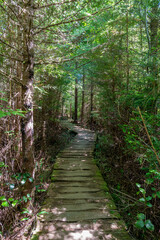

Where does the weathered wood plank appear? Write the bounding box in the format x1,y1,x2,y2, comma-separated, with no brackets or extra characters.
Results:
31,124,132,240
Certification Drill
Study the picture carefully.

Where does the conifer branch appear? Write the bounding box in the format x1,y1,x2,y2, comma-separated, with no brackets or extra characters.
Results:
0,70,26,87
34,0,124,35
0,38,21,53
34,0,77,10
0,53,23,62
138,106,160,167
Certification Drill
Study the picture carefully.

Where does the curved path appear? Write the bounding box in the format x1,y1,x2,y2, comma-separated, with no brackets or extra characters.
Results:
31,125,132,240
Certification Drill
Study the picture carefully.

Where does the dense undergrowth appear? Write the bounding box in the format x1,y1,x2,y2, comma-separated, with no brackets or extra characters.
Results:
0,120,76,239
94,109,160,240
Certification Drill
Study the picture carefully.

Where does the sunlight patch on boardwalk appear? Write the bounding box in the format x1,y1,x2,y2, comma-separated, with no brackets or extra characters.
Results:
31,125,132,240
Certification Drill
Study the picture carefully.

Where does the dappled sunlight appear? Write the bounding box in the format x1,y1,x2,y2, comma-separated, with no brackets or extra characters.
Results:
34,220,125,240
32,125,131,240
111,223,119,230
37,231,124,240
68,230,95,239
1,0,157,237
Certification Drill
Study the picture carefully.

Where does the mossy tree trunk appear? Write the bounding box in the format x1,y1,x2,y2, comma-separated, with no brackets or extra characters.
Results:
21,0,35,194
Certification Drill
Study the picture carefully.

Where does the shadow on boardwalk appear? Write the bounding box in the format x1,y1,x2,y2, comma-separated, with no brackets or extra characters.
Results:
31,124,133,240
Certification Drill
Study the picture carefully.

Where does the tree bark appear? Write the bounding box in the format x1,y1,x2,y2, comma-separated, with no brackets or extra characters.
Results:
61,97,64,118
90,79,93,128
21,0,35,192
74,62,78,123
150,4,159,98
126,10,129,92
81,66,85,124
70,103,72,119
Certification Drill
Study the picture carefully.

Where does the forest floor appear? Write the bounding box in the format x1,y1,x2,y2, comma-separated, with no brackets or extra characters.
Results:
94,132,160,240
5,122,76,240
31,124,132,240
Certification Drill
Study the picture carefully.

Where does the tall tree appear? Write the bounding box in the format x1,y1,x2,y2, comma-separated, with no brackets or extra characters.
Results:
149,1,159,101
81,66,85,123
74,62,78,123
21,0,35,190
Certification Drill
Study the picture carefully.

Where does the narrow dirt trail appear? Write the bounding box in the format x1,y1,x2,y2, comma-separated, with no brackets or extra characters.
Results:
31,125,132,240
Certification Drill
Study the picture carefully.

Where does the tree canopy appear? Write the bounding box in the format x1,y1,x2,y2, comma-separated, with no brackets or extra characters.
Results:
0,0,160,239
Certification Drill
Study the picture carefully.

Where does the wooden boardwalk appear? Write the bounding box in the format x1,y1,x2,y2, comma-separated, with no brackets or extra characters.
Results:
31,125,132,240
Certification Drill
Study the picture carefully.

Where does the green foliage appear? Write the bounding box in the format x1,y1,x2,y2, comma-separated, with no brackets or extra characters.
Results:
0,162,8,168
0,108,25,118
0,0,159,238
0,196,19,208
121,110,160,234
20,208,33,221
37,211,48,216
12,172,34,186
0,98,26,118
135,213,155,231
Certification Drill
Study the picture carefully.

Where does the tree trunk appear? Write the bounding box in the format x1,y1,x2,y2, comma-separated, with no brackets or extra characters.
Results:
21,0,35,193
81,66,85,124
150,4,159,99
126,10,129,92
90,80,93,128
74,62,78,123
62,98,64,118
70,104,72,119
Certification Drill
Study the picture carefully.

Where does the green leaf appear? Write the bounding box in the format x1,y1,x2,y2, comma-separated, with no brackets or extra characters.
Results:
0,196,6,201
12,200,18,207
137,213,145,220
10,184,15,190
146,178,154,184
0,98,7,102
8,198,14,202
37,189,46,192
135,220,144,229
139,188,146,195
146,196,152,201
136,183,141,188
0,56,3,64
152,193,156,198
9,110,25,117
37,211,48,215
1,201,9,207
156,191,160,198
146,202,152,207
21,217,29,221
22,209,30,214
145,220,154,231
0,162,7,168
21,179,26,185
29,177,34,183
23,196,28,202
139,198,145,202
0,110,7,118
